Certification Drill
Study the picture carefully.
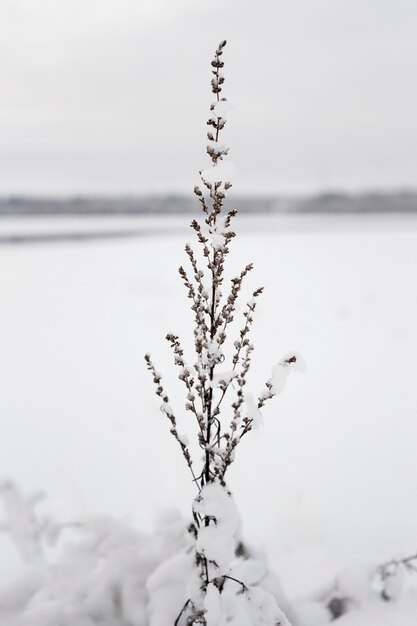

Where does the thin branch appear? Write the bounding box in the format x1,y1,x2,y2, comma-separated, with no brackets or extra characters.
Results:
174,599,193,626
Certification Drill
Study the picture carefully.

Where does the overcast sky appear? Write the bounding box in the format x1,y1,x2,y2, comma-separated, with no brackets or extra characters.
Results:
0,0,416,195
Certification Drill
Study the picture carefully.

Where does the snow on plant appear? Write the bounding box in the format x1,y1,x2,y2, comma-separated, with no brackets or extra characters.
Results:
0,479,60,563
0,480,194,625
376,552,417,601
145,40,303,626
305,552,417,622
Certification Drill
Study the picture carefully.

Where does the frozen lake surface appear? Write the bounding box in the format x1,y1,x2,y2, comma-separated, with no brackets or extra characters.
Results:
1,213,417,620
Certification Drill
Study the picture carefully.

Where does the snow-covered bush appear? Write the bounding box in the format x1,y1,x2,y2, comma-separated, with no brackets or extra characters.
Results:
0,479,192,625
294,553,417,624
145,40,304,626
0,480,296,626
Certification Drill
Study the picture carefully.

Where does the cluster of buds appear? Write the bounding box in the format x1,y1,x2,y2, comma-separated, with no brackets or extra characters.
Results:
210,40,226,94
206,40,229,167
145,353,195,479
206,140,229,161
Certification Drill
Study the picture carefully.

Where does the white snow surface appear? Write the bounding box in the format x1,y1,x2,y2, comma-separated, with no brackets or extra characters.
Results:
2,213,417,624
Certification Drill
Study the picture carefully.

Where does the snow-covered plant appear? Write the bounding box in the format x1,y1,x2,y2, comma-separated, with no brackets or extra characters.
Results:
145,41,303,626
306,552,417,623
377,552,417,601
0,479,60,564
0,480,195,625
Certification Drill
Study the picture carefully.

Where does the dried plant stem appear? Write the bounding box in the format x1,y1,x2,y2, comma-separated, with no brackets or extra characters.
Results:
145,40,278,496
143,39,303,626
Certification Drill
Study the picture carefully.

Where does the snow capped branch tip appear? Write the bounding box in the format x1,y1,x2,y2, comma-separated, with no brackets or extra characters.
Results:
259,351,306,407
279,351,307,374
217,40,227,53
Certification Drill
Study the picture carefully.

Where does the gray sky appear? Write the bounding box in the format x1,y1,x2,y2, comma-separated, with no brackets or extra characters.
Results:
0,0,416,195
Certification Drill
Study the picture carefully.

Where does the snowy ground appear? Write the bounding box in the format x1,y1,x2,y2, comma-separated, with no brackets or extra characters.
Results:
1,213,417,623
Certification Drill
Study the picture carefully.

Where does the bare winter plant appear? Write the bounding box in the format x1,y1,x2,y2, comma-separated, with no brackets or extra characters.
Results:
377,552,417,601
316,551,417,622
145,41,303,626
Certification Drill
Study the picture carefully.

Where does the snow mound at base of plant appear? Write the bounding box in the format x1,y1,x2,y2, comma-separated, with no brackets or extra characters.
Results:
0,481,295,626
